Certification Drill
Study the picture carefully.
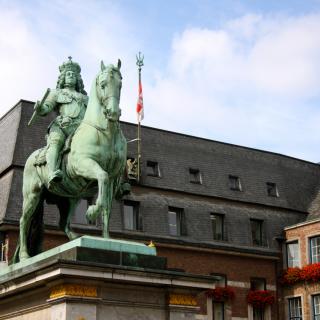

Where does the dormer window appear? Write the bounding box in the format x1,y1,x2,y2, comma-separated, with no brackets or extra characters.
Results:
266,182,279,197
229,175,242,191
189,168,201,184
146,161,160,177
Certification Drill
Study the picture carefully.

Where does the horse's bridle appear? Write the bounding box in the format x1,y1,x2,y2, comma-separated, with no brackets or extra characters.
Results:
96,72,121,121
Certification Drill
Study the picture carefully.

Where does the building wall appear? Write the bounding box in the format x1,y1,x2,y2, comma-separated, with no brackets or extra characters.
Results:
2,101,320,319
285,220,320,267
283,220,320,319
157,245,278,318
283,282,320,320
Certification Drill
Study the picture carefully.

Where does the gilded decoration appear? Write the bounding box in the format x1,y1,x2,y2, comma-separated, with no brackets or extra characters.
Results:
169,293,197,306
50,284,98,299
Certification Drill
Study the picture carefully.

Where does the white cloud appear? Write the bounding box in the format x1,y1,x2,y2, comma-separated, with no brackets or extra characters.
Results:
0,1,140,120
145,13,320,162
1,3,320,162
0,7,57,111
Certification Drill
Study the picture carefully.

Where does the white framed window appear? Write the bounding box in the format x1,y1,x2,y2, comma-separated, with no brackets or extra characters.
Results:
310,236,320,263
288,297,303,320
313,295,320,320
287,241,300,267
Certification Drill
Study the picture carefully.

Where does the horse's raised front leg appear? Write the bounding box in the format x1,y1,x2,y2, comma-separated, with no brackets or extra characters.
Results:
72,159,110,235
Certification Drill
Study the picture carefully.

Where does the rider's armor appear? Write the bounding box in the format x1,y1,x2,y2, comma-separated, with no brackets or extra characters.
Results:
37,57,88,186
45,89,88,135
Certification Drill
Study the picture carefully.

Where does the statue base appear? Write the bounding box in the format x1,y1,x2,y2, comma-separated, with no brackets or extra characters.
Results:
0,236,217,320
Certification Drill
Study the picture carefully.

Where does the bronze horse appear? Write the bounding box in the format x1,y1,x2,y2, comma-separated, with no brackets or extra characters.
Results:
14,60,128,262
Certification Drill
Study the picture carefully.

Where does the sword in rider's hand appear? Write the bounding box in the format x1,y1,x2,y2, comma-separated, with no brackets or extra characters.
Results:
28,88,51,126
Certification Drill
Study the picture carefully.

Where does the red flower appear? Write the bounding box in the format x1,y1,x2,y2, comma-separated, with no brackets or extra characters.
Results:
301,263,320,282
247,290,275,308
205,287,235,301
281,267,302,285
280,264,320,285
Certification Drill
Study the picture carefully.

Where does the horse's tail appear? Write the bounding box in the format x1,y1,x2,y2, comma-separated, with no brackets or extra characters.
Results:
27,195,45,256
11,242,20,264
11,150,45,264
11,193,44,264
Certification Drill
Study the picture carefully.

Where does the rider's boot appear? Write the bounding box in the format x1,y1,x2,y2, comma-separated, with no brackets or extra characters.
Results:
46,133,64,187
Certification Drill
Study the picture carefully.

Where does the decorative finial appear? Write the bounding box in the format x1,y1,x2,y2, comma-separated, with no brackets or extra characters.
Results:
68,56,72,61
136,52,144,70
148,240,155,248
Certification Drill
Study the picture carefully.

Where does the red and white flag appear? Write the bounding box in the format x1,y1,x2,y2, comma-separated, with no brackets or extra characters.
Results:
136,77,144,122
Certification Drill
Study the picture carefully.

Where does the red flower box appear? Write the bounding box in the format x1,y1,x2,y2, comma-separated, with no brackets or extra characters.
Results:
205,286,235,301
281,267,302,285
281,264,320,285
247,290,275,308
301,263,320,282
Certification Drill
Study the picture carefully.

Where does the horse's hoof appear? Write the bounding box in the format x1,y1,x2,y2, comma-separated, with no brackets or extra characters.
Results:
67,231,80,240
19,252,30,261
86,205,99,223
103,232,110,239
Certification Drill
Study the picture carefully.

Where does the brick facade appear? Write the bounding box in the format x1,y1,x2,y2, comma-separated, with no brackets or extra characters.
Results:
157,245,278,318
283,219,320,319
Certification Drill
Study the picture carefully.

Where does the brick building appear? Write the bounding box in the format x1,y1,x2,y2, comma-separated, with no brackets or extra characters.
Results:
282,219,320,319
1,100,320,319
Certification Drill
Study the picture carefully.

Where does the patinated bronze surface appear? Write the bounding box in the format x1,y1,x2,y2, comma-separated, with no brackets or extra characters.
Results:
14,59,130,263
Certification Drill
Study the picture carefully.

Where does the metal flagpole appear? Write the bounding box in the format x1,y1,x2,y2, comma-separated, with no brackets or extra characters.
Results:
136,52,144,183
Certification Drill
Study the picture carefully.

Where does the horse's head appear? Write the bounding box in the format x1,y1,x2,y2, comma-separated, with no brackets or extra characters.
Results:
97,59,122,122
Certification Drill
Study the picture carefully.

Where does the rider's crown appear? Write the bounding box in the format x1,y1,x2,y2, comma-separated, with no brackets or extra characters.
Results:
59,56,81,74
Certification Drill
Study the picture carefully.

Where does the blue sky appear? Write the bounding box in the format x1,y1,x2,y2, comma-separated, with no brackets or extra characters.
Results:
1,0,320,162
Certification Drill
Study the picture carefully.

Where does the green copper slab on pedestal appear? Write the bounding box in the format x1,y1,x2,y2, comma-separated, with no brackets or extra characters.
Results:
1,236,157,279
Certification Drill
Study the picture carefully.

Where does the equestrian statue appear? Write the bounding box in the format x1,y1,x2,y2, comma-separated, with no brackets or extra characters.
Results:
13,57,130,263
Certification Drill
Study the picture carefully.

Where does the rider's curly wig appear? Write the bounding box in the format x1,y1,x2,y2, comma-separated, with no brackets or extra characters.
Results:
56,70,87,95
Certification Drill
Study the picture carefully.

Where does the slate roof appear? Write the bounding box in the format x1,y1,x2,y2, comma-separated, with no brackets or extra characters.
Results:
1,100,320,216
0,104,21,174
123,123,320,214
1,100,320,253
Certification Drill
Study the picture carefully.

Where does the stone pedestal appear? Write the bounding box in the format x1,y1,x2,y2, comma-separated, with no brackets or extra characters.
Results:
0,237,217,319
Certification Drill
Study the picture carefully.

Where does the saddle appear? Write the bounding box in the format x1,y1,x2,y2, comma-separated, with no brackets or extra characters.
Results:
34,134,74,167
